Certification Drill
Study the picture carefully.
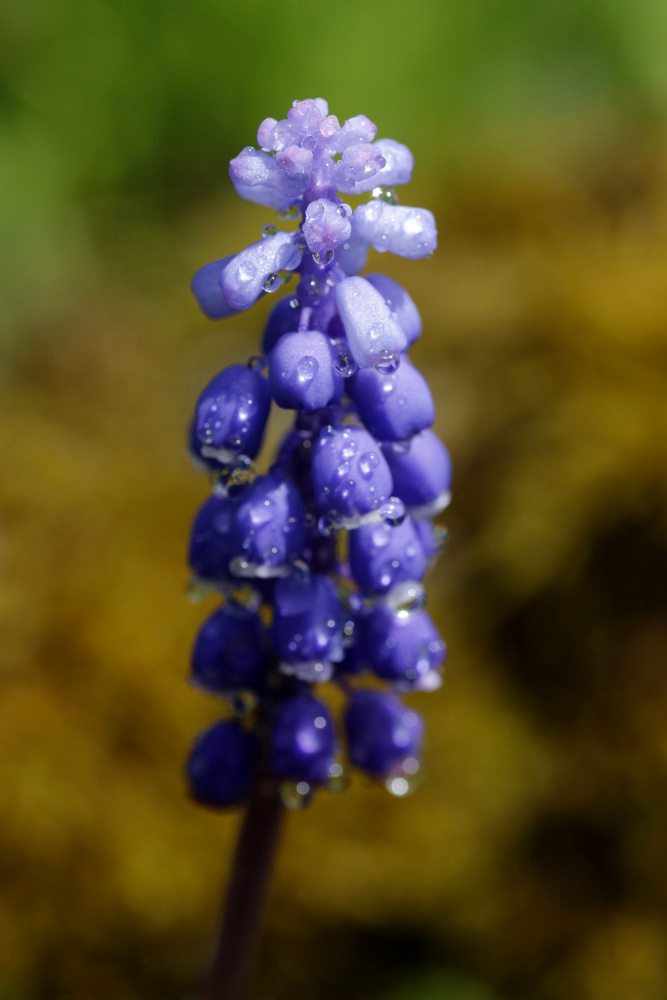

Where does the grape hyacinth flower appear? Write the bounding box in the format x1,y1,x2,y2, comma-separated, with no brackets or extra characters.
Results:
185,99,450,1000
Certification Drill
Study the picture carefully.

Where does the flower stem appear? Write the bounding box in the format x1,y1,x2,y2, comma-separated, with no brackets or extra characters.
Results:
203,778,285,1000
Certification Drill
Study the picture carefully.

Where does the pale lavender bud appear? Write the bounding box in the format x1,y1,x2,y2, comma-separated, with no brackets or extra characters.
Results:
326,114,377,153
302,198,352,260
319,114,340,141
221,233,301,311
276,144,313,179
257,117,278,148
334,143,387,192
348,139,414,193
352,202,437,259
334,276,407,369
287,98,327,136
230,147,307,209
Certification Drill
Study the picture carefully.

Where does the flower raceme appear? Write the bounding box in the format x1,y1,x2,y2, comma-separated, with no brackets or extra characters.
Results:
186,99,450,810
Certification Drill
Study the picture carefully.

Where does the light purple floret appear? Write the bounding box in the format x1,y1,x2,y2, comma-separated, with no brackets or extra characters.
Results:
352,202,437,259
311,425,393,520
191,255,238,320
361,605,446,685
325,113,377,154
364,274,422,345
229,147,308,210
302,199,352,259
344,139,414,194
348,516,427,594
268,329,344,411
350,355,435,442
257,99,331,151
221,233,301,311
334,276,407,369
333,143,386,192
231,472,305,573
382,430,452,515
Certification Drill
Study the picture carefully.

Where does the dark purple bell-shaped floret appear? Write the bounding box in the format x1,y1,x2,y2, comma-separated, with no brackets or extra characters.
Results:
270,694,336,785
261,295,301,354
230,471,305,577
188,493,239,583
382,430,452,517
349,356,435,442
272,572,343,667
311,425,393,523
191,601,264,695
345,690,424,779
364,274,422,346
348,516,427,594
413,518,446,564
361,604,446,687
190,364,271,466
268,329,344,412
186,720,257,808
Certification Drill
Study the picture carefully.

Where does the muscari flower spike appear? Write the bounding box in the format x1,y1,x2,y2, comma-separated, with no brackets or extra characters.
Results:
186,99,450,810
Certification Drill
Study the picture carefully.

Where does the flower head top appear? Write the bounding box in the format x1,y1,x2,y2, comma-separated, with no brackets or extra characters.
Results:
186,100,449,811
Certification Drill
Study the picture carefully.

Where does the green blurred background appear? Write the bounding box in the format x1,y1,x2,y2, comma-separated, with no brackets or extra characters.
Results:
2,1,667,998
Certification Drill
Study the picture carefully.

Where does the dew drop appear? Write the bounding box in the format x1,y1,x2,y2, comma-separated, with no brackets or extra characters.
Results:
185,578,209,604
358,451,380,479
335,353,358,377
296,355,319,385
312,249,334,265
386,776,411,796
280,779,314,810
231,690,258,717
379,496,406,526
326,762,350,794
375,352,400,375
372,185,399,205
262,224,278,238
263,273,281,293
318,514,338,537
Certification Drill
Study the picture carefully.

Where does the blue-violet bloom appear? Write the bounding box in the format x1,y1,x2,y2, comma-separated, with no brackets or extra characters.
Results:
186,99,450,810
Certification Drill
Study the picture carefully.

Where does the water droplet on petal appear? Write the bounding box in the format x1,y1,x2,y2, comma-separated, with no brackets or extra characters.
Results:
335,352,358,377
186,578,209,603
326,762,350,794
231,690,258,717
379,496,406,526
375,352,401,374
386,775,411,796
262,224,278,238
280,779,314,810
318,514,338,537
372,185,399,205
296,355,319,384
263,273,281,293
358,451,380,479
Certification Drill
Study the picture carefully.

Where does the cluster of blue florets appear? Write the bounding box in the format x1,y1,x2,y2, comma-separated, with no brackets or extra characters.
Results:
185,99,451,809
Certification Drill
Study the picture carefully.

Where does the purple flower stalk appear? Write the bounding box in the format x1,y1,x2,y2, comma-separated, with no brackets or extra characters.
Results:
186,98,450,999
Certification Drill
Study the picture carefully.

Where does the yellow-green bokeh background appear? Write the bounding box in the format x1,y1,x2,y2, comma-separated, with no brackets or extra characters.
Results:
1,2,667,998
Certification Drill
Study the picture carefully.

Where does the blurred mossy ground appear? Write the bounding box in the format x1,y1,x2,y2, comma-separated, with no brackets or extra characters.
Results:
3,1,667,996
1,130,666,999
